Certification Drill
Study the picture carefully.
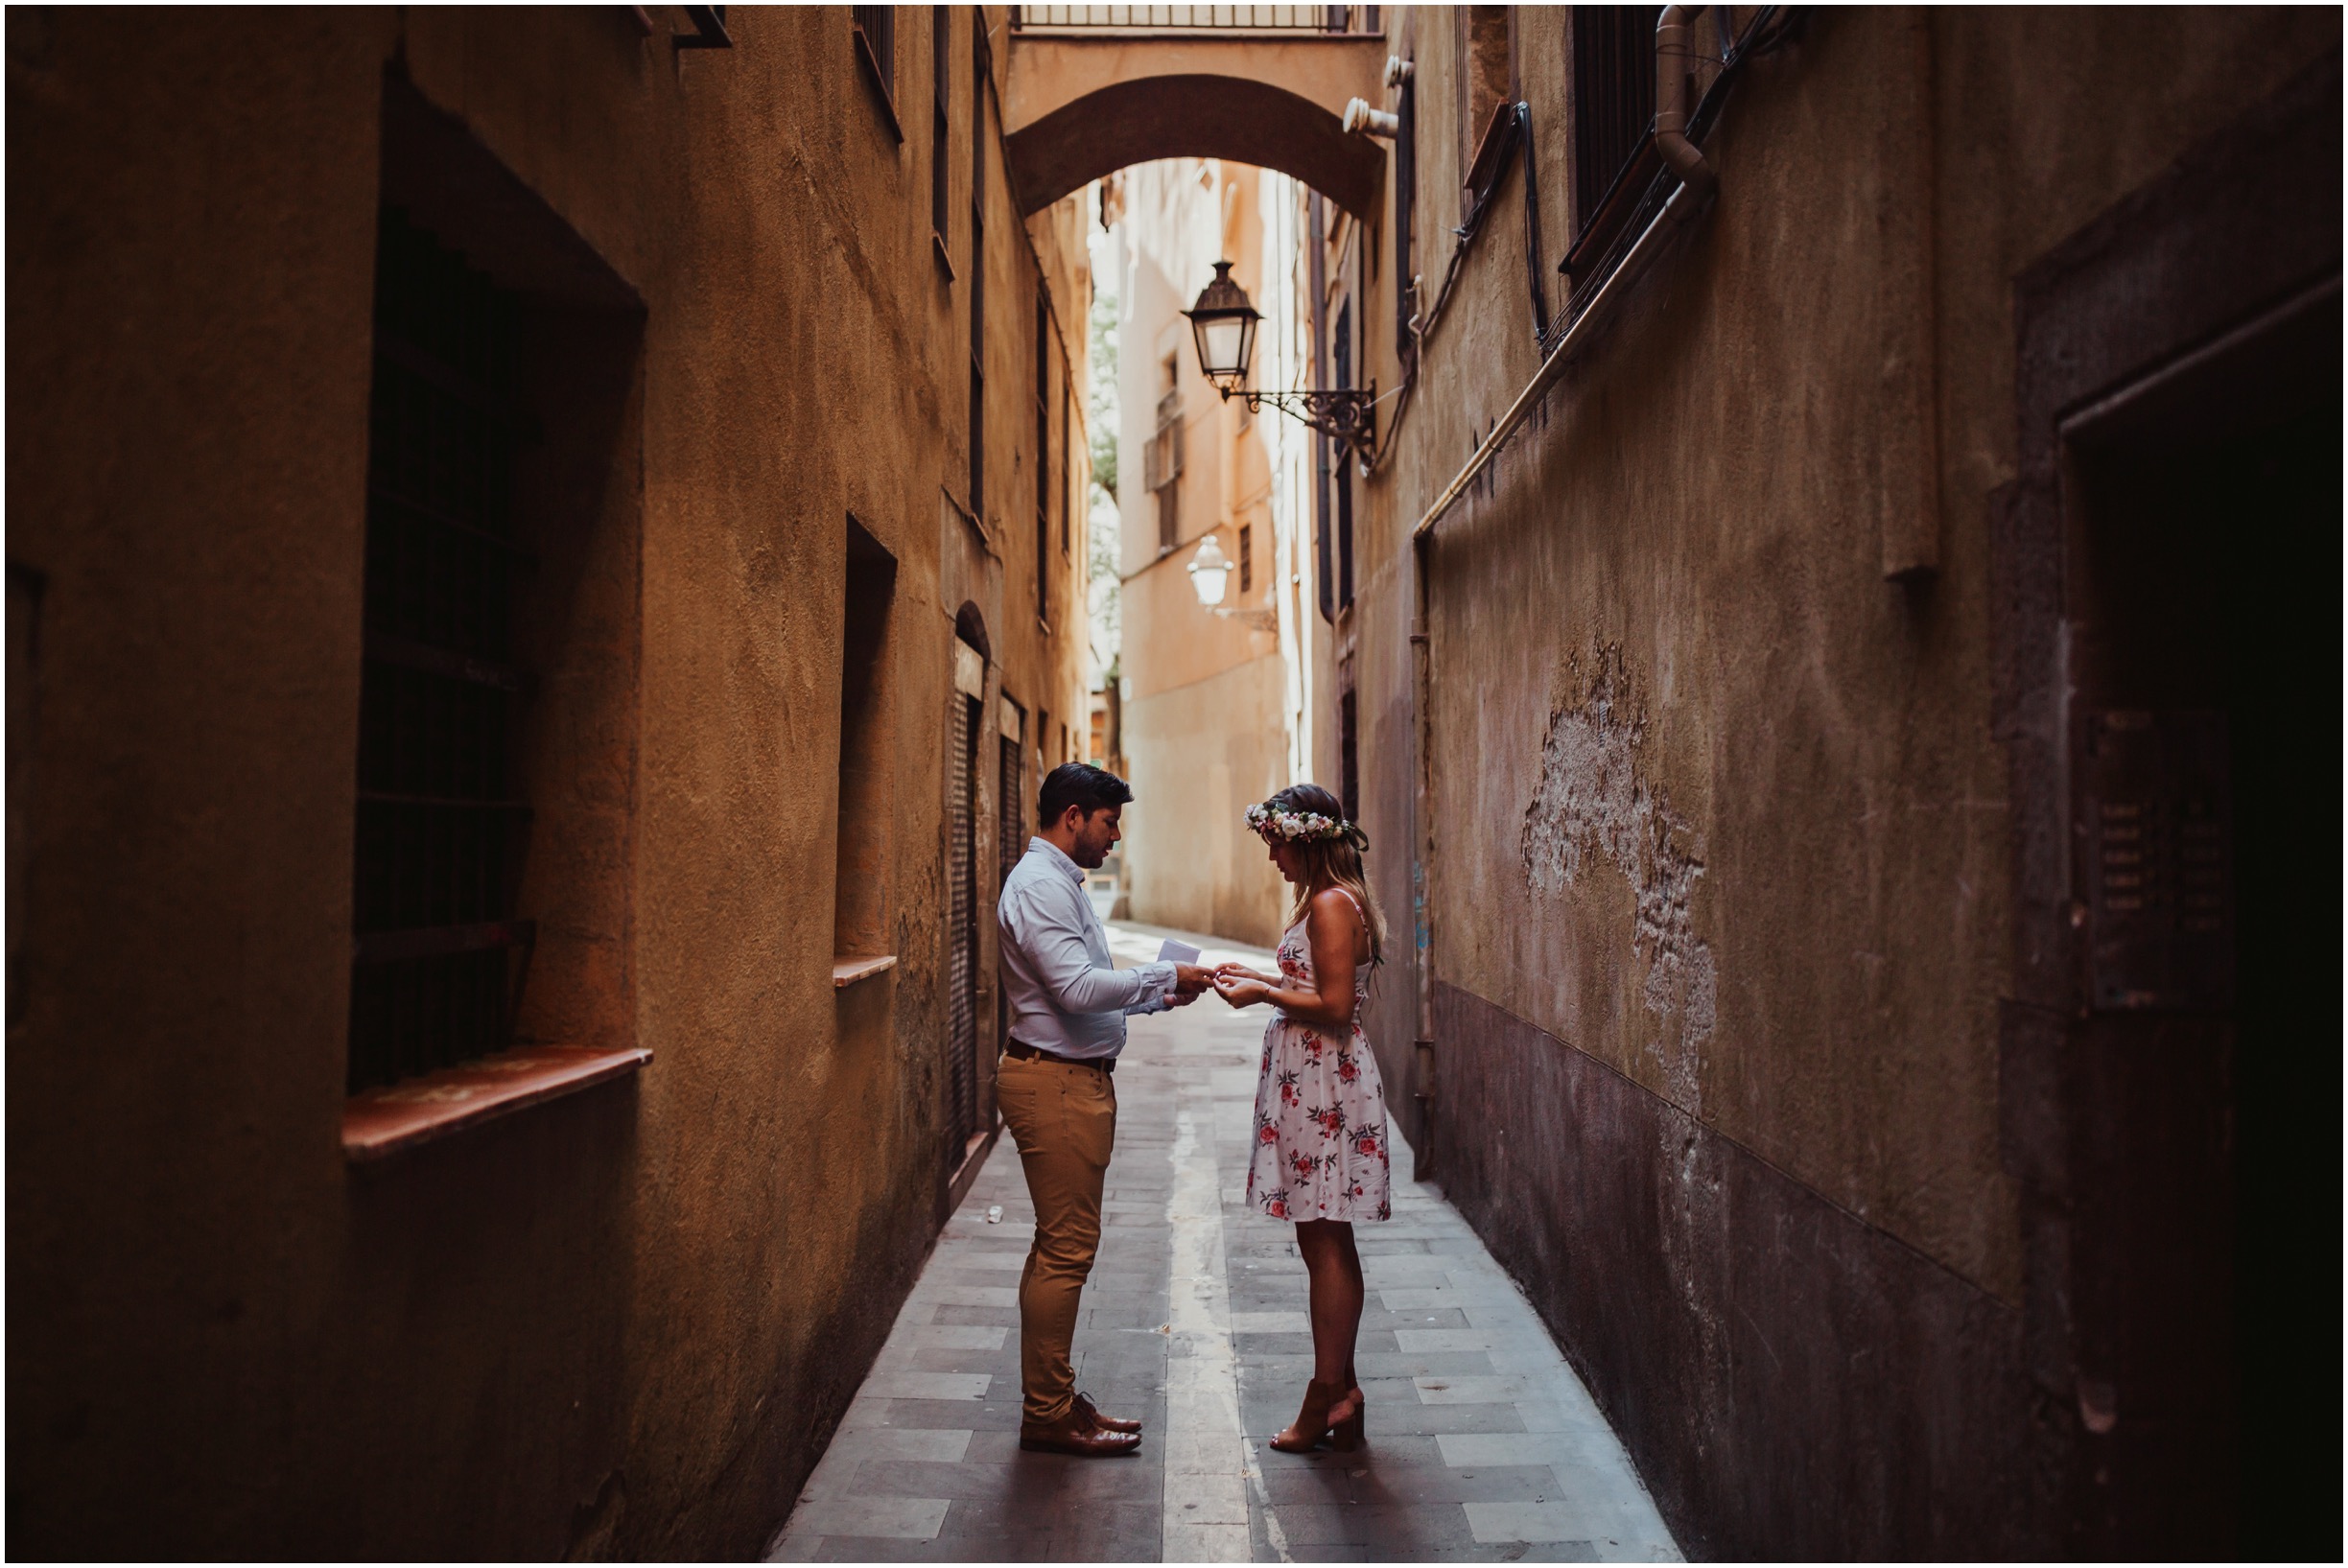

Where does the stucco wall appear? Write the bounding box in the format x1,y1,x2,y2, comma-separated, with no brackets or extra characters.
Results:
7,7,1091,1556
1331,5,2337,1556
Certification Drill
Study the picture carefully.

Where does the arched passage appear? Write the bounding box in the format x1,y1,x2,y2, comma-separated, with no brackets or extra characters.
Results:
1006,74,1385,221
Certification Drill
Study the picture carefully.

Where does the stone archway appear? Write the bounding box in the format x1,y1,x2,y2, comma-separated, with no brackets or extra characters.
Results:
1003,32,1388,219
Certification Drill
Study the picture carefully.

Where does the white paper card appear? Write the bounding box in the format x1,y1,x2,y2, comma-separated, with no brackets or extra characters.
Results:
1156,939,1202,966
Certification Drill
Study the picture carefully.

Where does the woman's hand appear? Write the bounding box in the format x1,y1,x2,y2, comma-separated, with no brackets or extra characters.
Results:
1212,961,1278,985
1213,974,1274,1009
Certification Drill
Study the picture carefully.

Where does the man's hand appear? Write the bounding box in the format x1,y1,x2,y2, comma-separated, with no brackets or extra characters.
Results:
1172,963,1214,997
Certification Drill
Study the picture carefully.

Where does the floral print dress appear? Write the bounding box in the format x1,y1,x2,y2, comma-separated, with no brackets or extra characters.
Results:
1246,892,1392,1223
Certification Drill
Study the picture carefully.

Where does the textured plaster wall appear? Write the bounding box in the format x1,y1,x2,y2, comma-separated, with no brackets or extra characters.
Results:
1355,1,2334,1304
7,7,1091,1557
1314,9,2336,1551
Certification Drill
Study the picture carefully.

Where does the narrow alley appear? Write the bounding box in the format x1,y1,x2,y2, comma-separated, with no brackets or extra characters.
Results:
11,6,2337,1560
773,924,1678,1564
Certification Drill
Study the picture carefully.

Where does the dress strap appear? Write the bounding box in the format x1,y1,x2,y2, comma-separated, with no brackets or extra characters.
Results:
1318,886,1372,969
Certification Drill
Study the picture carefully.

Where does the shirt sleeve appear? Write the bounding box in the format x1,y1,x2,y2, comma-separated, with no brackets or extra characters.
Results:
1006,880,1173,1017
1122,961,1178,1016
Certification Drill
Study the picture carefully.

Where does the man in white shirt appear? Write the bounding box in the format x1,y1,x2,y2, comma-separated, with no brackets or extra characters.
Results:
997,762,1211,1457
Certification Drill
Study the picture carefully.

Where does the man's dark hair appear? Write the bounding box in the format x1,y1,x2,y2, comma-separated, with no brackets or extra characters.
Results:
1038,761,1133,828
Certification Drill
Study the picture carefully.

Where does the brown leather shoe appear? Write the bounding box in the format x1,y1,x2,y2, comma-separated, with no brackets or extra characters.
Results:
1073,1391,1143,1435
1020,1403,1142,1457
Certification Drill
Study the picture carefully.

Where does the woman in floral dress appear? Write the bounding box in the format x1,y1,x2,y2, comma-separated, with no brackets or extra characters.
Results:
1212,783,1391,1453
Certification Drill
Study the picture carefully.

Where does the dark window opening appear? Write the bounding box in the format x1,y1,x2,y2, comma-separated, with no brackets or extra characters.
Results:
1035,288,1051,624
1238,523,1254,596
1059,377,1072,554
835,516,898,960
967,12,987,514
1339,685,1360,825
1333,299,1354,610
1566,6,1659,276
1308,191,1333,623
931,7,951,245
1148,356,1184,550
349,209,533,1094
852,6,900,135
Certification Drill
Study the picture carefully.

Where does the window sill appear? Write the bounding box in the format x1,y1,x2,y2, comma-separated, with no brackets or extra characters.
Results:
932,232,956,282
341,1044,650,1163
834,954,899,989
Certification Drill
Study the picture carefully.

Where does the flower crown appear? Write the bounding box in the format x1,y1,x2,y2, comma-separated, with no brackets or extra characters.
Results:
1246,801,1366,849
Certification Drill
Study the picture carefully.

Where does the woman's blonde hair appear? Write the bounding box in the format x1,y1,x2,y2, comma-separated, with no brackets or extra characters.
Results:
1256,784,1386,966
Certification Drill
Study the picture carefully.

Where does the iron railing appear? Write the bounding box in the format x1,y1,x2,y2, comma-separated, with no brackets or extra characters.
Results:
1014,5,1381,33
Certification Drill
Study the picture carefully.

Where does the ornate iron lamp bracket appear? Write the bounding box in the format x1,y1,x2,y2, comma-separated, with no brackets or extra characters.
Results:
1217,385,1377,462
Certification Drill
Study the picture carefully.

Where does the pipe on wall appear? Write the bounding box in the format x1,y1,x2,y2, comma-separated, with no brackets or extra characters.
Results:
1654,5,1716,199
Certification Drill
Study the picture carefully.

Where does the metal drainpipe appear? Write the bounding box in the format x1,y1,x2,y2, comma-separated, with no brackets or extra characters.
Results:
1655,5,1717,199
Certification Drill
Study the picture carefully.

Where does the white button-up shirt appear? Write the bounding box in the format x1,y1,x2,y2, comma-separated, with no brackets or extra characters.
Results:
997,837,1176,1061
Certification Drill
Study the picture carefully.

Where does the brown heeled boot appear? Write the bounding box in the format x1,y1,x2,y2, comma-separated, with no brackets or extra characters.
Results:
1268,1377,1349,1453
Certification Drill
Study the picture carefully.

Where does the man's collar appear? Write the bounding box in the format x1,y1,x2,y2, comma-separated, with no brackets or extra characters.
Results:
1029,836,1086,882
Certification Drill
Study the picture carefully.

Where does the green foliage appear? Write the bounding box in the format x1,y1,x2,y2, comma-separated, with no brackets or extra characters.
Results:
1088,277,1118,502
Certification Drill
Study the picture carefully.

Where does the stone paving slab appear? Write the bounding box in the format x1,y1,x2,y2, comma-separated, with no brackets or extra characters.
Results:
768,924,1679,1565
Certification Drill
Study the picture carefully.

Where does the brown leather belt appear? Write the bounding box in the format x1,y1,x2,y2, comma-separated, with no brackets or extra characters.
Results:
1002,1040,1115,1075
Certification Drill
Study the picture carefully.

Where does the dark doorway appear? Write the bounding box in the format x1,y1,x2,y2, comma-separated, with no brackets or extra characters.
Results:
2060,282,2341,1558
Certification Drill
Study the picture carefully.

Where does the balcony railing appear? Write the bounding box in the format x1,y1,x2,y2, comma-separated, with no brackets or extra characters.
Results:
1013,5,1381,33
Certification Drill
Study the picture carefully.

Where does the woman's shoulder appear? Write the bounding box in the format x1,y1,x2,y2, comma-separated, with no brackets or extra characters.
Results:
1306,885,1364,927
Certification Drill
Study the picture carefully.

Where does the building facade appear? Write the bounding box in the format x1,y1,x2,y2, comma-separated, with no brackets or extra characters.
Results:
1105,158,1324,948
1304,6,2339,1558
8,7,1092,1556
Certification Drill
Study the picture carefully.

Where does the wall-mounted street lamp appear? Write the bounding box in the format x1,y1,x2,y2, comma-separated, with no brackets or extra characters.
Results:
1183,261,1377,462
1186,532,1279,632
1186,532,1233,606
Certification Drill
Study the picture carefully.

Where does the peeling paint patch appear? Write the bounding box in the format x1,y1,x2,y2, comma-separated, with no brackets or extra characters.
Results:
1520,644,1714,1109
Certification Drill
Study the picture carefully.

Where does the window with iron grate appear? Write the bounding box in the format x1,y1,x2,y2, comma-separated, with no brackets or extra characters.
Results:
1332,300,1354,610
967,12,988,515
852,5,900,136
854,7,894,93
1339,685,1360,825
1035,288,1052,624
349,210,534,1094
931,7,951,248
1566,7,1659,277
1239,523,1254,596
1147,368,1184,550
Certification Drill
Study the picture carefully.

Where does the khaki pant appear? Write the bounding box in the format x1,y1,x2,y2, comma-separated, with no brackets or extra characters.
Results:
995,1051,1116,1426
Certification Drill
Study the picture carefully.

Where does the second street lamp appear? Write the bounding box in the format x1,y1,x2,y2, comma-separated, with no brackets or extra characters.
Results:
1186,533,1232,606
1186,531,1276,632
1182,259,1378,463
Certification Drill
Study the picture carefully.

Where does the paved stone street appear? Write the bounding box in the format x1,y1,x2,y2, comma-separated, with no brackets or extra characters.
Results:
769,924,1679,1563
